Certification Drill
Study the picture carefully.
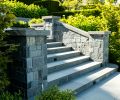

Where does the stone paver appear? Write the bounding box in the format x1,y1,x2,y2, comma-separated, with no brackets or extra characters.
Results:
76,72,120,100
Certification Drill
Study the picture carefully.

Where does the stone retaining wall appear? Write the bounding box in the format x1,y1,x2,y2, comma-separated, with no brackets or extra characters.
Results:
43,16,110,65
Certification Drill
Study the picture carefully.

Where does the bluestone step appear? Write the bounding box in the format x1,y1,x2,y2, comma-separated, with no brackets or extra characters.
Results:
47,38,54,43
60,67,117,95
48,61,102,86
47,42,63,48
47,46,72,54
47,51,81,63
47,56,90,74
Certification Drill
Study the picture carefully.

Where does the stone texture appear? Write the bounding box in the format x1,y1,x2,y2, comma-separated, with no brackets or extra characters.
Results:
7,28,49,100
43,16,110,65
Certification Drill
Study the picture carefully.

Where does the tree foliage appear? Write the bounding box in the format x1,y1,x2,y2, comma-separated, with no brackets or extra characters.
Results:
0,1,16,91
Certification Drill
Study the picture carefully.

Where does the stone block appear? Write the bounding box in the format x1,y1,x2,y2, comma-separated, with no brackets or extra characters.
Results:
29,50,42,57
27,85,42,99
26,58,32,69
33,71,39,80
27,37,35,46
36,45,42,50
27,72,34,83
35,37,44,45
32,57,44,68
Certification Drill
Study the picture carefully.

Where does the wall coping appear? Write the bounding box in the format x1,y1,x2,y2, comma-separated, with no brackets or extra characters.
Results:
42,16,60,20
58,21,90,38
5,28,50,36
16,17,32,22
88,31,111,35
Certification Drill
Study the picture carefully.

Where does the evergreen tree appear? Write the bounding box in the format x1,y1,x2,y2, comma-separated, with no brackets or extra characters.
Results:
0,1,15,92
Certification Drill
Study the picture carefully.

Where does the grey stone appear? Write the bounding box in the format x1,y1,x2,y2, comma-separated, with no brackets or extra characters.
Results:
32,57,44,68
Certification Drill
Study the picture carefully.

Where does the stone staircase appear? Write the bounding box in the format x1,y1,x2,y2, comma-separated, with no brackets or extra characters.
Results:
47,38,118,96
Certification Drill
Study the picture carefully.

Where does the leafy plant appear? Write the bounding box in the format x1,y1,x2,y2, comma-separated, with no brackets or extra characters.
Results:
28,18,44,25
60,4,120,69
0,91,22,100
13,21,29,28
36,86,75,100
2,0,48,18
0,1,16,91
61,14,108,31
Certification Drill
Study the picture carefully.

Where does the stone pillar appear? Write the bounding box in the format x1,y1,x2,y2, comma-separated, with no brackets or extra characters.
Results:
42,16,60,39
88,31,110,65
6,28,49,100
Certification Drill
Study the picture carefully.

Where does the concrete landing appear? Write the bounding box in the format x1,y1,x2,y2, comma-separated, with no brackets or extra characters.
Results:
76,72,120,100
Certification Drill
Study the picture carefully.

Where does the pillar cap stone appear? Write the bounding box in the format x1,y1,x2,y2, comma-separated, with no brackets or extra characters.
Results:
5,28,50,36
42,16,60,20
88,31,111,35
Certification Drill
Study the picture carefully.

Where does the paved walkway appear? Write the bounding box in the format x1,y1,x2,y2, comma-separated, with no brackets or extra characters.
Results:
76,72,120,100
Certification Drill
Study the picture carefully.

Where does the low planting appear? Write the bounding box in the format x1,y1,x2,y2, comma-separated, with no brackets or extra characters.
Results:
28,18,44,25
36,86,75,100
0,91,22,100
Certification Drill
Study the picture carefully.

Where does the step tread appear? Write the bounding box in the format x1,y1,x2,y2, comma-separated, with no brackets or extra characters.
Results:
47,46,71,50
47,51,80,58
47,38,54,42
47,42,62,45
48,61,101,82
47,56,90,68
60,67,116,91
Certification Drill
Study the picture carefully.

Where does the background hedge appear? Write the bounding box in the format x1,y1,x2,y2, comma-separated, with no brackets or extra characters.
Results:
3,1,48,18
34,0,64,13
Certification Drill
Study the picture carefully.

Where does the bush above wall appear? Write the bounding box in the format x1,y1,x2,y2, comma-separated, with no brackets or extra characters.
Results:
34,0,64,13
2,1,48,18
51,9,101,18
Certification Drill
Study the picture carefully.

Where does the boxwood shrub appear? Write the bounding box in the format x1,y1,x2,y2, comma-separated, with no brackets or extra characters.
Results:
34,0,64,13
51,9,101,18
2,1,48,18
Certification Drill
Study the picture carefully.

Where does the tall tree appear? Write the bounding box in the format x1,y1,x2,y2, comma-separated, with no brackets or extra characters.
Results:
0,1,15,92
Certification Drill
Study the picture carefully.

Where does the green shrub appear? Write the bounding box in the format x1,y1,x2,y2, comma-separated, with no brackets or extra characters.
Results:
13,21,29,28
61,14,108,31
0,91,22,100
80,4,98,9
28,18,44,25
34,0,64,13
2,1,48,18
0,2,16,91
80,9,101,17
61,4,120,69
17,0,39,5
36,86,75,100
99,4,120,67
51,9,101,18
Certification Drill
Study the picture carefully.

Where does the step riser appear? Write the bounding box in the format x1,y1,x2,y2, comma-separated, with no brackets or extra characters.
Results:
48,64,101,87
47,52,80,63
47,39,54,43
47,47,72,54
47,43,63,48
48,57,90,74
74,68,117,95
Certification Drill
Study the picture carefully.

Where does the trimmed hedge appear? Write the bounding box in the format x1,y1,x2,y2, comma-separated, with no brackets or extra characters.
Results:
17,0,39,5
34,0,64,13
3,1,48,18
51,9,101,18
